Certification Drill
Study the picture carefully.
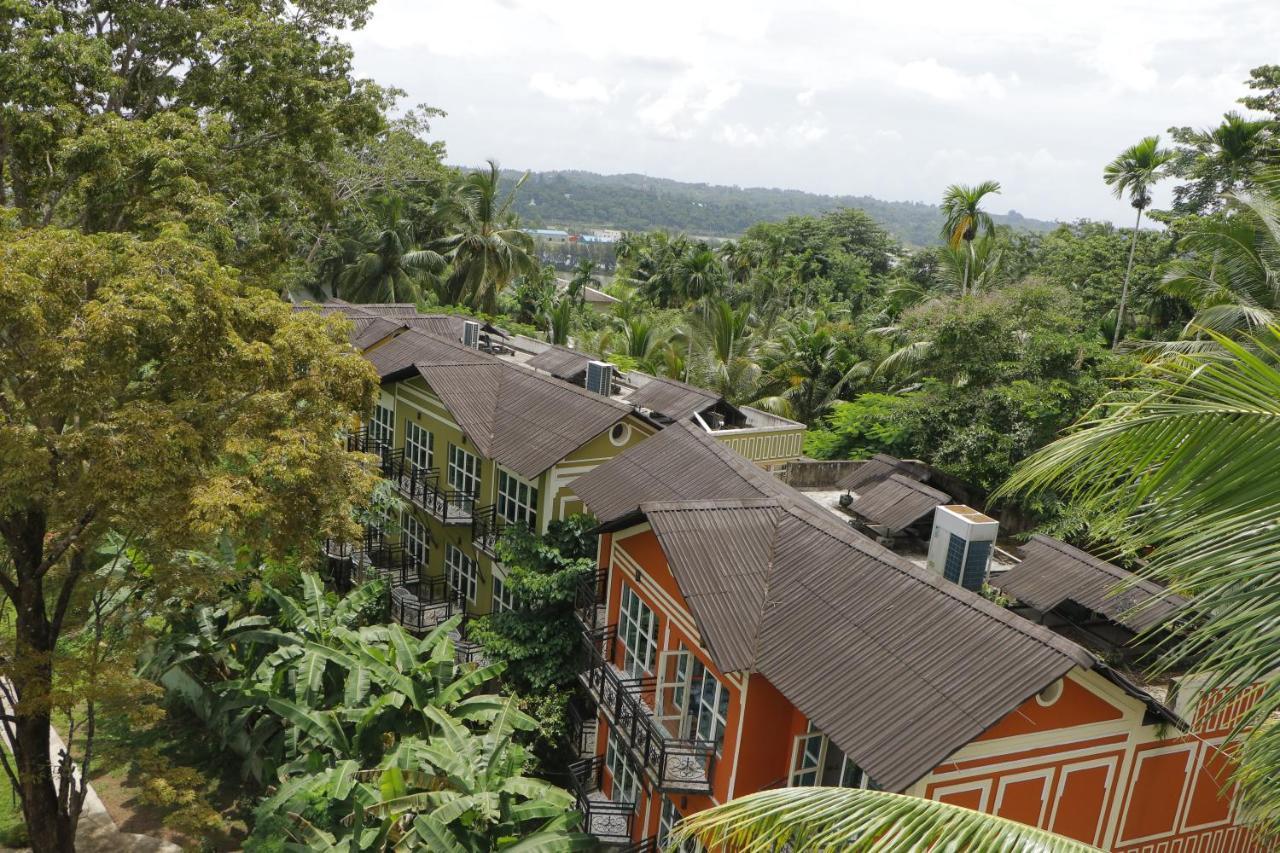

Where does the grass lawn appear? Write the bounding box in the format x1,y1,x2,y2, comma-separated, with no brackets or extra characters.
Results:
0,750,28,848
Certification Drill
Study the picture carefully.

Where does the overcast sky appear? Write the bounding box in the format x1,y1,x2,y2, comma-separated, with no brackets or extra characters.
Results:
346,0,1279,225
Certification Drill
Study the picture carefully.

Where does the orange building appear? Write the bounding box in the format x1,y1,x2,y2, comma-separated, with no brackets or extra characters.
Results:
566,423,1262,852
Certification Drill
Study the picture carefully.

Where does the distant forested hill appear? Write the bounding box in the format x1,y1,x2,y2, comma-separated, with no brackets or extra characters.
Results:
490,168,1060,245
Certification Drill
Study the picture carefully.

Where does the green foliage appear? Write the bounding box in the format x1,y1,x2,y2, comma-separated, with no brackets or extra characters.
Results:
999,326,1280,838
674,786,1101,852
504,169,1059,245
805,394,912,460
141,573,587,850
472,519,595,697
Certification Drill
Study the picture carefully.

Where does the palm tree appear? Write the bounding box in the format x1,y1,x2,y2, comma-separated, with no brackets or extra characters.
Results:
567,259,598,309
434,160,537,313
673,787,1101,852
1103,136,1173,348
1160,180,1280,337
940,180,1001,297
758,319,866,424
939,232,1004,295
335,198,444,304
545,298,573,345
997,325,1280,836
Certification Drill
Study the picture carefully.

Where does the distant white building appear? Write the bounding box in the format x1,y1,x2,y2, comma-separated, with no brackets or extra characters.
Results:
590,228,624,243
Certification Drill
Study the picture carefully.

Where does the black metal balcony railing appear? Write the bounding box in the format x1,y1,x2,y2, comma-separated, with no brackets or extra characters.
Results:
579,627,717,794
471,504,505,558
384,455,476,526
574,567,609,631
354,542,415,588
390,581,459,634
569,756,637,846
566,696,599,759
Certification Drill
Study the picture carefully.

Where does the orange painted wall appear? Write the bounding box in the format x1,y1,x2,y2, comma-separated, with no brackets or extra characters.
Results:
591,524,1262,852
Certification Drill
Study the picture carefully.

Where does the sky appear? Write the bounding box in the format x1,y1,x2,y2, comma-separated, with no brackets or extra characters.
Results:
346,0,1280,225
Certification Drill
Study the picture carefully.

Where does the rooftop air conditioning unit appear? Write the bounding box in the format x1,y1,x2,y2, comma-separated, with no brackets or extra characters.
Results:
585,360,614,396
462,320,481,348
926,505,999,593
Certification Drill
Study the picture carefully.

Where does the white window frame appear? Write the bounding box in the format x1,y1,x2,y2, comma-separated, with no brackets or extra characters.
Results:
404,420,433,472
370,403,395,448
685,650,730,752
789,724,870,789
605,729,641,806
492,572,516,613
618,584,658,678
447,444,481,496
402,512,430,570
445,544,478,603
496,468,539,530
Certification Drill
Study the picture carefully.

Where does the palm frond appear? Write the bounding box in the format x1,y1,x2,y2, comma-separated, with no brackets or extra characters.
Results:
671,787,1102,852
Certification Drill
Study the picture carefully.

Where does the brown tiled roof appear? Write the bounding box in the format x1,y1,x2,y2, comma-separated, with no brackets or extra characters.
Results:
526,344,594,380
351,317,406,350
992,536,1187,633
625,375,722,420
574,425,1094,792
572,421,785,524
375,330,633,479
400,314,509,341
838,453,932,492
849,474,951,531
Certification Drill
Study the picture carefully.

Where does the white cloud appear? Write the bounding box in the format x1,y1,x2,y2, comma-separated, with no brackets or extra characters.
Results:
895,59,1014,101
528,72,612,104
636,76,742,139
346,0,1280,223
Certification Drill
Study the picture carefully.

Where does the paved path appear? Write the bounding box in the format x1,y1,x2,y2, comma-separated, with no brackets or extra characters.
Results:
0,683,181,852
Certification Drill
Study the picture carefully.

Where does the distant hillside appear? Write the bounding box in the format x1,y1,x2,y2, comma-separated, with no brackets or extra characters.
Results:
491,169,1060,246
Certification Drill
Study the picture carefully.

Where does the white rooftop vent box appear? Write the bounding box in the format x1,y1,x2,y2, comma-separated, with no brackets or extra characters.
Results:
585,360,614,396
927,505,999,593
462,320,481,348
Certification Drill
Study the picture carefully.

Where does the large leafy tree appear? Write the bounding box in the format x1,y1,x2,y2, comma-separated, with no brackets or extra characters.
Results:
939,180,1001,296
1103,136,1173,348
999,326,1280,836
436,161,537,313
0,228,378,851
0,0,391,281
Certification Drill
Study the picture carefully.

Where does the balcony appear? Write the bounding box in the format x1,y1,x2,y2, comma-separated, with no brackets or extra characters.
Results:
471,504,505,559
578,627,716,794
569,756,638,846
382,453,476,525
574,567,609,631
390,576,458,633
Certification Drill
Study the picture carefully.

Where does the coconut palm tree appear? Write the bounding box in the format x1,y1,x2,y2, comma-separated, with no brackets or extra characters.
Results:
434,160,537,313
334,198,445,304
998,325,1280,836
1160,179,1280,337
940,180,1001,297
1103,136,1173,348
672,787,1101,852
758,319,867,424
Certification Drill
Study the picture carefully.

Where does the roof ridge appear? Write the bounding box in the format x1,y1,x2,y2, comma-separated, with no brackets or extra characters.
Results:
782,502,1094,667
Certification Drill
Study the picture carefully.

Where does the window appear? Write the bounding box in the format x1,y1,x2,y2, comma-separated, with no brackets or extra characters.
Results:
497,469,539,529
492,573,516,612
446,545,478,603
447,444,481,496
403,512,429,570
605,729,641,805
790,724,871,789
609,422,632,446
658,799,705,853
404,421,433,471
618,585,658,677
370,403,395,448
684,651,730,751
